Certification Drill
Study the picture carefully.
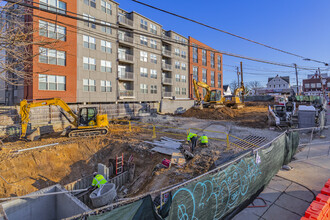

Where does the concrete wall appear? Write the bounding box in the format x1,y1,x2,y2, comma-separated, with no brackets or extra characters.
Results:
0,184,90,220
160,99,194,114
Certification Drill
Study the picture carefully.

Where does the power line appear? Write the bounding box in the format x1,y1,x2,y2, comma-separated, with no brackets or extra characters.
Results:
4,0,325,71
131,0,329,66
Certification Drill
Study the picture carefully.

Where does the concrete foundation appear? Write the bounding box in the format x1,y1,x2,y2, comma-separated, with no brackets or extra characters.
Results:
160,99,194,114
0,184,91,220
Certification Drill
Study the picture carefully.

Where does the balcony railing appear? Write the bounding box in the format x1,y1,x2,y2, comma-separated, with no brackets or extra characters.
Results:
118,71,134,80
162,63,172,71
162,49,172,57
118,16,133,26
118,53,134,62
119,90,134,97
163,92,172,98
162,77,172,84
118,35,133,44
162,35,172,41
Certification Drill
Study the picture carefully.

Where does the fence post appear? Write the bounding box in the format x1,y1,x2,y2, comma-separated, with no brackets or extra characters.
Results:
226,134,230,150
152,125,156,139
129,121,132,132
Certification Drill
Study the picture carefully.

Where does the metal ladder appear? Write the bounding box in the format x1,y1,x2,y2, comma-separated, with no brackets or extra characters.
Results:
116,153,124,175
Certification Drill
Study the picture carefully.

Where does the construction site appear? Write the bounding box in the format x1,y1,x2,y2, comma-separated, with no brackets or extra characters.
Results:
0,95,328,220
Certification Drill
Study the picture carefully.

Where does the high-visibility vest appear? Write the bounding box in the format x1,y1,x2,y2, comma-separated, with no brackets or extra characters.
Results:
187,132,197,141
200,135,208,144
92,174,107,188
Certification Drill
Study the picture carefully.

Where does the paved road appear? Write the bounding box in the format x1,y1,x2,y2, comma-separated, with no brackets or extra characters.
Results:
233,105,330,220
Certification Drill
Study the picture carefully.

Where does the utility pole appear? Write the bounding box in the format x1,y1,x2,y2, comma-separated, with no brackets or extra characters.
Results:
236,66,240,90
240,61,244,102
294,64,299,95
318,68,326,100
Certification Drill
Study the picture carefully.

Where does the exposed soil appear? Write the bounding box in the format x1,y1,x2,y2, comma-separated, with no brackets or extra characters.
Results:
180,105,269,128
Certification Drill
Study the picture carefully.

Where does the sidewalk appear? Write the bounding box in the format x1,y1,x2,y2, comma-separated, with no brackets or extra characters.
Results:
233,131,330,220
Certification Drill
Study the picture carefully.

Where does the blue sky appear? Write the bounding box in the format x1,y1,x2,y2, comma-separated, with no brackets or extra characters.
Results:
119,0,330,86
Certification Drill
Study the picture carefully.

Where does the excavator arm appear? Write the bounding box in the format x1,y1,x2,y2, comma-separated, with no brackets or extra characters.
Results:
193,79,211,103
19,98,78,138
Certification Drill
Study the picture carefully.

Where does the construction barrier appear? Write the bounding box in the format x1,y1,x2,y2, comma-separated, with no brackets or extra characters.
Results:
301,179,330,220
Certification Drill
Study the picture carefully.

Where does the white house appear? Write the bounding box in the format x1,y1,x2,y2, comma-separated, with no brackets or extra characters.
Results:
223,85,232,96
267,75,290,90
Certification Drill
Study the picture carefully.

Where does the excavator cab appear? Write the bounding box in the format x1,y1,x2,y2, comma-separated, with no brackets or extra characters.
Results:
78,107,97,127
209,90,222,102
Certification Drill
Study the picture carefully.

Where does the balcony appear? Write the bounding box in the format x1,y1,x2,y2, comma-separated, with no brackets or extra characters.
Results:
118,53,134,63
118,35,133,45
163,92,172,98
119,90,134,98
162,35,172,42
162,76,172,85
118,16,133,27
118,71,134,81
162,63,172,71
162,49,172,57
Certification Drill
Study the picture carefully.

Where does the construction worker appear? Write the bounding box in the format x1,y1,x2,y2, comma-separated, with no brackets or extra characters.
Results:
91,172,107,189
187,132,198,153
199,134,208,147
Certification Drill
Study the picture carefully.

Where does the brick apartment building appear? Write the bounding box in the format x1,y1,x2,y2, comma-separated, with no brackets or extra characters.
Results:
188,37,223,99
4,0,190,105
303,73,330,97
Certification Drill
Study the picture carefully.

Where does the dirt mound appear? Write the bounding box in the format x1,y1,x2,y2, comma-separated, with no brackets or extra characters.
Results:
181,107,237,120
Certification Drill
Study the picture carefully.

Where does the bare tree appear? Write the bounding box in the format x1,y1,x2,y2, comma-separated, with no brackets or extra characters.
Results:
229,80,238,92
0,1,62,86
246,80,262,90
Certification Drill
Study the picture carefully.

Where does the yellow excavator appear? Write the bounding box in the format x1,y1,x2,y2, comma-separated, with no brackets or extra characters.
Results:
224,87,245,109
193,79,224,109
20,98,109,139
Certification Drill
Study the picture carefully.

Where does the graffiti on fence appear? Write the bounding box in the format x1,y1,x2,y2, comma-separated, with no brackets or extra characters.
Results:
171,157,261,220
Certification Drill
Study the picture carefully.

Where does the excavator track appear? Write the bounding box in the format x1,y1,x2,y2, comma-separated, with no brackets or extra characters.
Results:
68,128,108,138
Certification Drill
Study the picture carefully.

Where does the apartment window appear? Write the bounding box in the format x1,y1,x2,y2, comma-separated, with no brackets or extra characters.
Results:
83,79,96,92
83,35,96,50
101,80,112,92
140,67,148,77
84,0,96,8
175,74,180,82
193,46,198,63
39,47,66,66
193,66,198,81
83,57,96,70
39,20,66,41
101,60,112,73
140,51,148,62
101,40,112,53
311,83,316,88
150,69,157,79
175,87,180,95
202,69,207,83
181,51,187,59
305,83,310,88
317,83,322,88
174,48,180,56
218,73,221,88
175,61,180,69
101,21,111,34
210,52,215,68
101,0,112,14
140,35,148,46
150,54,157,64
217,55,222,71
181,75,186,83
150,85,157,94
211,71,215,87
140,19,148,30
150,23,157,34
150,39,157,49
182,88,187,95
181,63,186,70
40,0,66,14
39,74,66,91
174,36,180,42
83,14,96,29
140,84,148,93
202,49,207,66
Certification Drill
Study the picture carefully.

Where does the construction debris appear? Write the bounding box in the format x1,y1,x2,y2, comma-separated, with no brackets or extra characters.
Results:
145,136,184,155
171,152,186,166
